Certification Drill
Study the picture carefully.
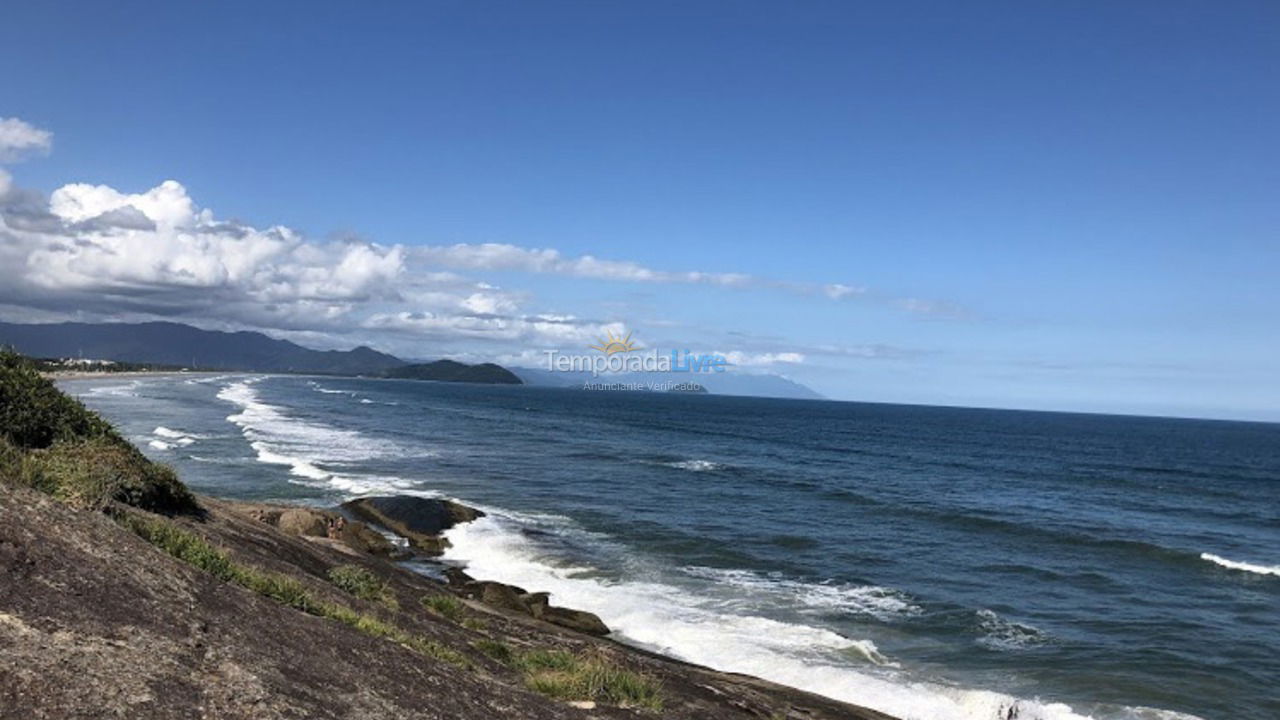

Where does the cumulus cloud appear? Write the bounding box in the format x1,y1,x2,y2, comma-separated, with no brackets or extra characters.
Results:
0,117,53,162
0,170,643,350
1,176,408,331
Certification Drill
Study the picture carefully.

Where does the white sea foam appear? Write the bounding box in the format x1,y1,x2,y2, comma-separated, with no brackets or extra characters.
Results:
683,566,922,621
1199,552,1280,577
443,513,1199,720
664,459,725,472
307,381,355,396
83,380,143,397
975,608,1050,650
144,426,202,451
216,378,413,492
154,426,199,445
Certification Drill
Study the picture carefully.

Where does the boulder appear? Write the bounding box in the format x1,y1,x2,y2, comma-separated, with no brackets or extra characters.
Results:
241,504,397,557
455,578,610,636
472,581,531,613
520,591,550,619
443,566,476,586
276,508,328,537
542,606,610,636
341,495,485,557
334,521,400,557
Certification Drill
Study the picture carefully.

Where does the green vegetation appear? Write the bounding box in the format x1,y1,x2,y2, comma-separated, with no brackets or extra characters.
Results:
421,593,465,621
472,638,514,663
115,511,468,668
461,616,488,632
514,648,663,711
328,564,398,608
0,350,196,514
0,350,116,448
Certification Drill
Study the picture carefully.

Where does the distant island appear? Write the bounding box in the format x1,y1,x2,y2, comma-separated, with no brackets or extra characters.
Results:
381,360,522,385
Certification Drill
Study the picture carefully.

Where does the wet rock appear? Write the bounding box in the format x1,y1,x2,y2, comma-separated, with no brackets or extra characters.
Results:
444,566,476,586
455,579,610,636
342,495,485,556
474,581,531,613
521,591,550,619
542,606,610,636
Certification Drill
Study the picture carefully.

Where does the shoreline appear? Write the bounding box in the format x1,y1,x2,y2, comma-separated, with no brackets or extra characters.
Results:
0,480,895,720
45,369,226,380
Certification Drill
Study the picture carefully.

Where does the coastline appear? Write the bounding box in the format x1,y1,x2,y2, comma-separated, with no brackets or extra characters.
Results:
0,481,895,720
43,369,225,380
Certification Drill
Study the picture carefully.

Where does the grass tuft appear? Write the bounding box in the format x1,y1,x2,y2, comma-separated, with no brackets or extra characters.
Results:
514,649,663,710
421,593,465,621
328,564,398,608
115,511,237,580
472,638,514,663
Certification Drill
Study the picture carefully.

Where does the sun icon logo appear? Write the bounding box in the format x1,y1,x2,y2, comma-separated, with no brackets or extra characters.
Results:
589,329,641,355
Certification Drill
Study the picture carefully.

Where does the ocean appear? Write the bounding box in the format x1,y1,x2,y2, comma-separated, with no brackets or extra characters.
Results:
60,373,1279,720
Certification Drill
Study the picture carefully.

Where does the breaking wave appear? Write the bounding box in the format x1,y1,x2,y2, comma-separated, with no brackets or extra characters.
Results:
1199,552,1280,577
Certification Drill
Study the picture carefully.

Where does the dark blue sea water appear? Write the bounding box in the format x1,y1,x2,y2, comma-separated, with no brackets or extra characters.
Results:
61,374,1280,720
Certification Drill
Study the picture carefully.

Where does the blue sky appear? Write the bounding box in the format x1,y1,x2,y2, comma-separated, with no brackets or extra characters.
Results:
1,1,1277,419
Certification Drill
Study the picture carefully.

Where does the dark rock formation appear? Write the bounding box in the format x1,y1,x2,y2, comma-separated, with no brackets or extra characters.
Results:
543,606,612,636
448,575,611,637
341,496,484,556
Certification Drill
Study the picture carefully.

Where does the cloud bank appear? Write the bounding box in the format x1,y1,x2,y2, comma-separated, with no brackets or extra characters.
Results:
0,116,942,365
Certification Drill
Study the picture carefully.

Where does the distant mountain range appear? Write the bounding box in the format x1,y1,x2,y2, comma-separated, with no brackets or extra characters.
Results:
0,322,509,382
0,321,824,398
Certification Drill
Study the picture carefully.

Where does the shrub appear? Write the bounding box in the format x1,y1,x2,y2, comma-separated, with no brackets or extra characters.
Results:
24,437,196,514
328,564,398,608
0,350,118,449
0,351,198,515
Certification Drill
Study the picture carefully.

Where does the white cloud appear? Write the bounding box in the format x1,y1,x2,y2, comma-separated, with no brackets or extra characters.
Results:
823,283,864,300
720,351,806,367
0,117,53,162
49,179,197,227
0,114,957,362
414,243,752,287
